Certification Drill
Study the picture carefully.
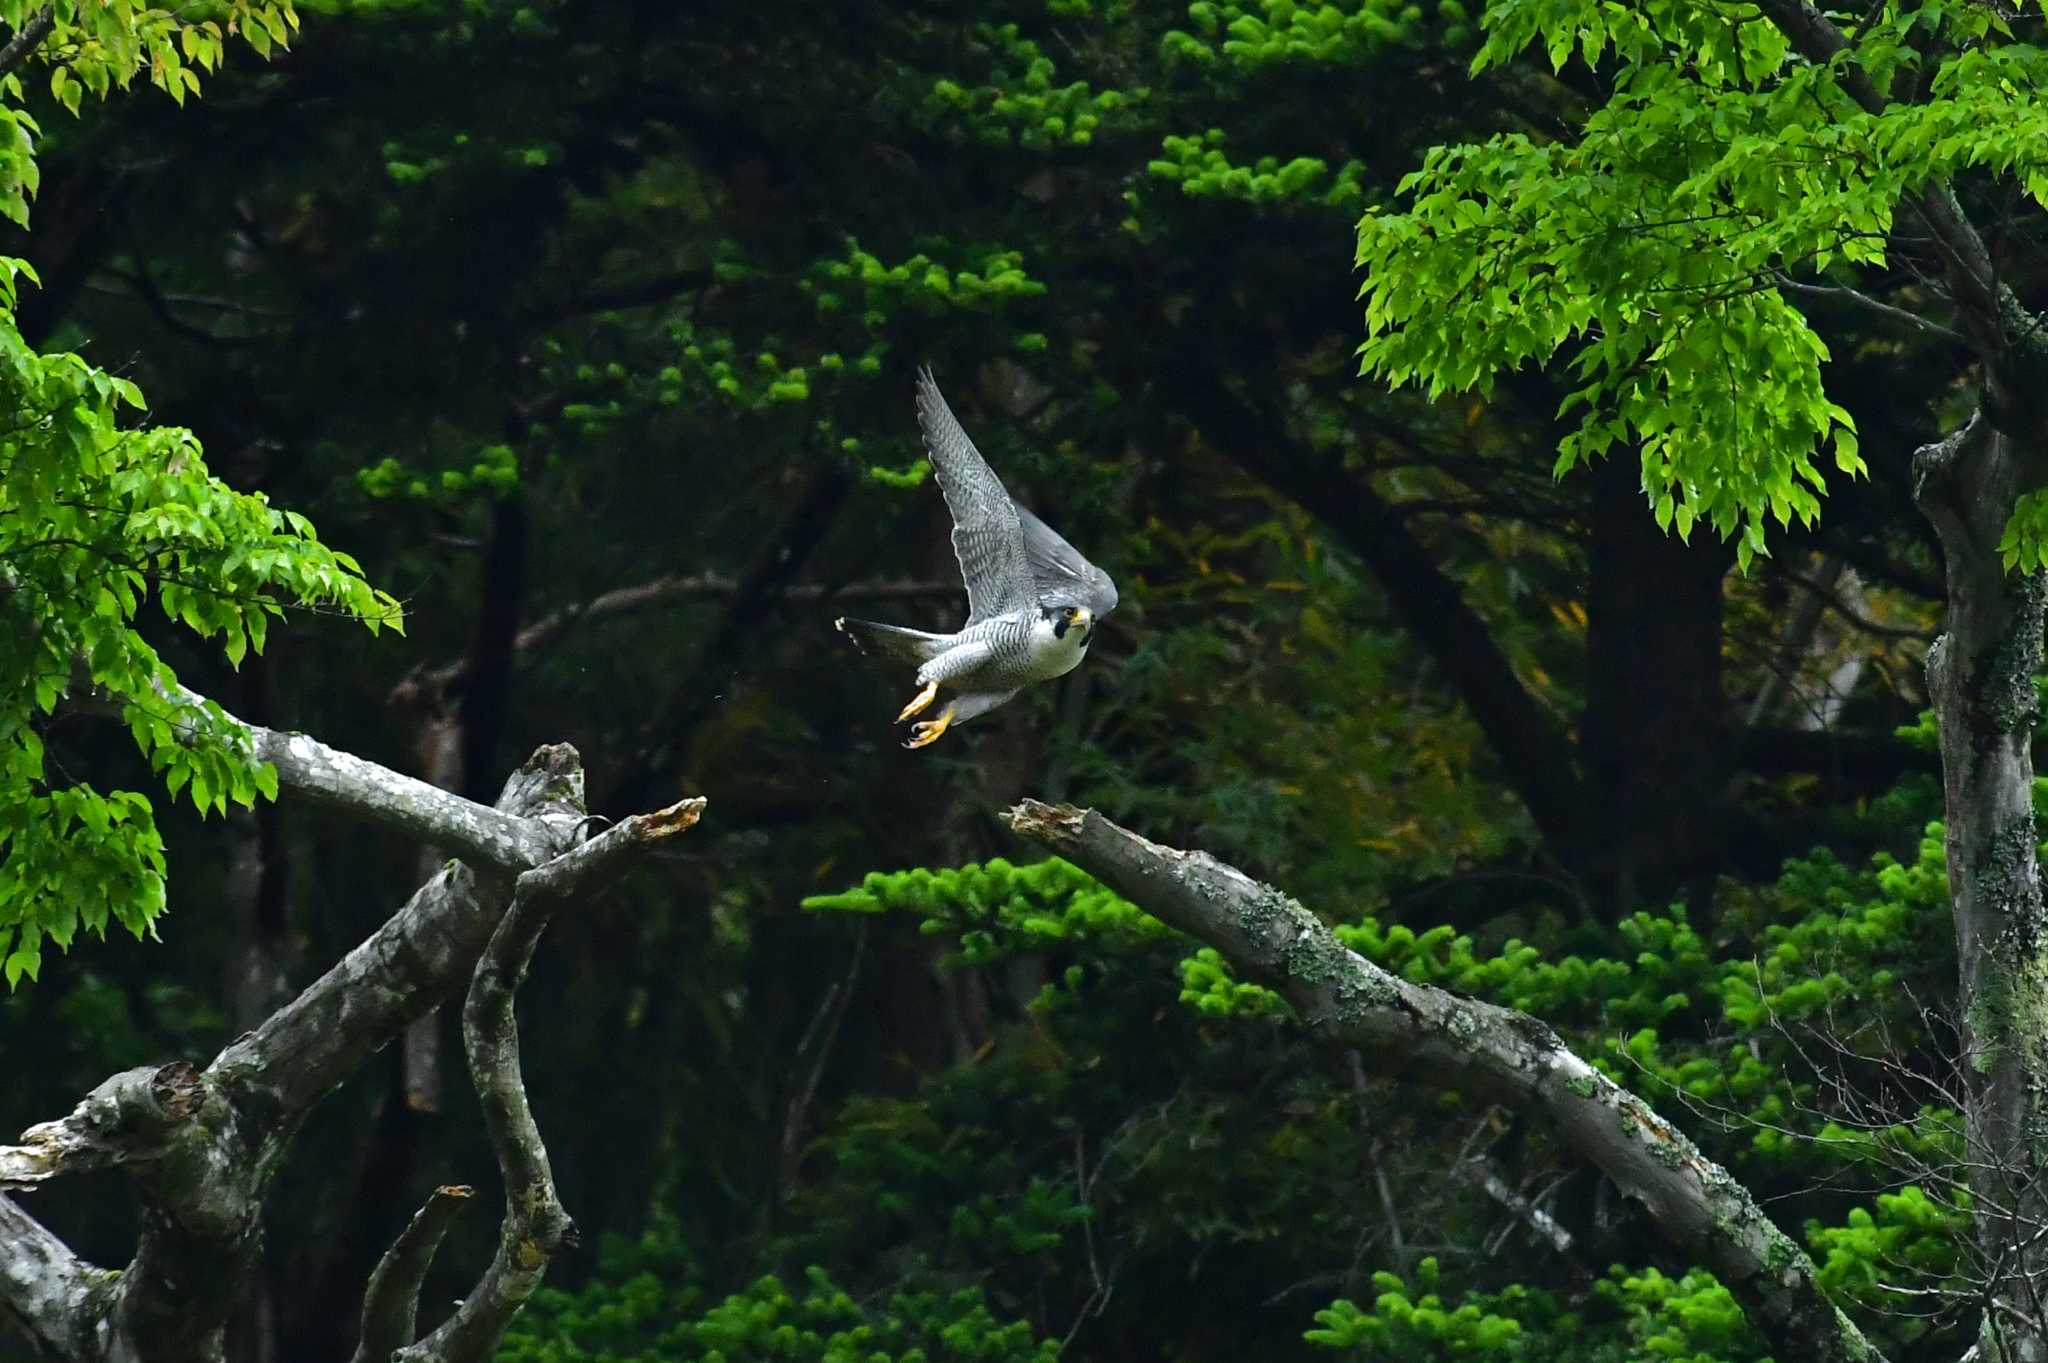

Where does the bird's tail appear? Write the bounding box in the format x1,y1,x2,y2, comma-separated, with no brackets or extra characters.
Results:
835,617,951,664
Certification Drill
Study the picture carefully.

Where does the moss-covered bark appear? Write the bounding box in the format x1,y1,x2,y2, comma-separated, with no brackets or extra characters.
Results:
1004,799,1887,1363
1917,416,2048,1362
0,739,621,1363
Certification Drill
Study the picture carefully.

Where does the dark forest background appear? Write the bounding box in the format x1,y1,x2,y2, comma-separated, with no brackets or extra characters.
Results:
3,2,1964,1360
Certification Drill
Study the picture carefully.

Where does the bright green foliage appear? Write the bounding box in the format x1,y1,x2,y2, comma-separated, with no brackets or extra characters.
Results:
1180,945,1284,1016
659,242,1048,417
1147,128,1368,208
807,243,1047,327
805,788,1972,1357
500,1224,1057,1363
1306,1259,1529,1359
0,0,299,223
808,859,1292,1016
1339,0,2048,564
0,0,393,987
1999,490,2048,574
921,23,1139,150
1163,0,1450,70
1306,1259,1762,1362
1808,1187,1969,1343
804,857,1173,969
1142,0,1463,227
521,234,1052,493
0,293,397,978
41,0,299,101
356,444,520,505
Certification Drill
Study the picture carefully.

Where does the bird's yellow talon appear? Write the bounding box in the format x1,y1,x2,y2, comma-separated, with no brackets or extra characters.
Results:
903,707,955,750
897,680,939,723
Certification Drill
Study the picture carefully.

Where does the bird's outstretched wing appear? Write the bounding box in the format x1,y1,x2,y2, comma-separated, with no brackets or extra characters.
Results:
916,369,1034,625
1018,503,1118,617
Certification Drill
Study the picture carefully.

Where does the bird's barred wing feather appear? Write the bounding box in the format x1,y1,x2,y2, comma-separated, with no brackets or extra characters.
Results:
1017,503,1117,617
916,369,1034,625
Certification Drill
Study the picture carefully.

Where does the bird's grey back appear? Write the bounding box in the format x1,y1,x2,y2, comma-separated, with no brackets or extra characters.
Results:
916,369,1035,626
1017,503,1118,616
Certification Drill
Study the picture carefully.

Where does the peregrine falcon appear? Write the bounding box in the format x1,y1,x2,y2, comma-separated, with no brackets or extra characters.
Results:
837,369,1118,749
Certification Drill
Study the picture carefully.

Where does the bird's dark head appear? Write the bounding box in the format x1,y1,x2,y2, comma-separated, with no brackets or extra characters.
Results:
1045,603,1094,645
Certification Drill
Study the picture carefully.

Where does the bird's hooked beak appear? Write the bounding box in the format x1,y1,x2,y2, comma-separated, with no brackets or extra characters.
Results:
1076,606,1094,646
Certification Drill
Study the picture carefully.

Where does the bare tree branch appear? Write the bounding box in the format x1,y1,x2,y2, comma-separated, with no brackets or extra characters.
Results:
1003,800,1887,1363
0,1062,205,1189
392,797,707,1362
240,718,562,872
209,745,589,1122
1773,273,1965,345
0,723,706,1363
1464,1159,1576,1258
351,1186,474,1363
77,681,567,872
0,1194,103,1360
395,574,956,703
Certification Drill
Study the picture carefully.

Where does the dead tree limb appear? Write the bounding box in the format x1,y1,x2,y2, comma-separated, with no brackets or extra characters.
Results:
388,797,705,1362
350,1186,473,1363
0,715,707,1363
1003,800,1884,1363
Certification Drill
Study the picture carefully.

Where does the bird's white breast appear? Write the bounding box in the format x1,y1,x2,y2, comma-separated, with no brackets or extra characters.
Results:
1027,614,1091,680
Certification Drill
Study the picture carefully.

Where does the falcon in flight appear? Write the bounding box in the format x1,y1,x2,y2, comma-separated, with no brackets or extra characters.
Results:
837,369,1118,749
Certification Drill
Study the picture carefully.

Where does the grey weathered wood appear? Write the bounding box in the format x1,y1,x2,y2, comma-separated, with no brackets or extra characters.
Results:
1004,800,1885,1363
395,797,706,1363
0,726,705,1363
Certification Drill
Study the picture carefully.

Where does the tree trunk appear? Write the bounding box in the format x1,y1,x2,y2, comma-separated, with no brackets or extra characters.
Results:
458,496,528,807
1578,454,1735,911
1915,414,2048,1361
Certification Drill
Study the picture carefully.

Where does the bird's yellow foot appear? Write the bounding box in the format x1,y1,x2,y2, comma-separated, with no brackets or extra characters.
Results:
903,706,956,750
896,680,939,722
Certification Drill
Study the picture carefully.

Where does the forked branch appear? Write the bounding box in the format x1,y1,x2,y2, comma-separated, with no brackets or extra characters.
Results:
386,798,708,1363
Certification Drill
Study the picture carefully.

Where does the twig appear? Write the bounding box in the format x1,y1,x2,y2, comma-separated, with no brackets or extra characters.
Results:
1773,273,1964,343
395,574,958,704
1465,1160,1575,1256
780,923,867,1201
